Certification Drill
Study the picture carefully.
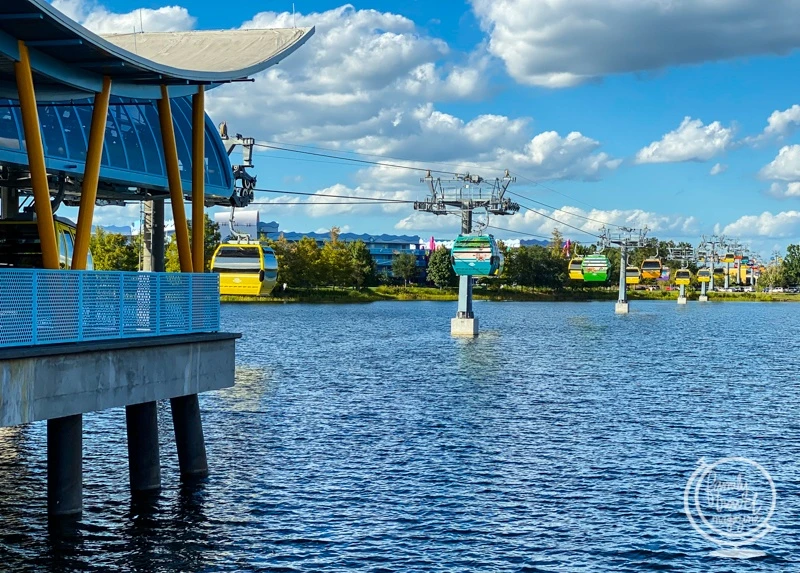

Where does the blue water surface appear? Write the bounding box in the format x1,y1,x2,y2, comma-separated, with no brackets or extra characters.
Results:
1,300,798,571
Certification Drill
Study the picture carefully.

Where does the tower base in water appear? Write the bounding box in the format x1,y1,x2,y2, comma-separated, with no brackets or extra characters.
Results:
615,302,629,314
451,317,479,337
698,295,708,302
677,296,688,305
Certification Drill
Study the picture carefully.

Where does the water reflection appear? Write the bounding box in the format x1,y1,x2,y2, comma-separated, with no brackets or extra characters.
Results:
0,301,799,571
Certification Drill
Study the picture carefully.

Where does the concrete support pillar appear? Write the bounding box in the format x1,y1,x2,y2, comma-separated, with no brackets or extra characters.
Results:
678,283,687,305
126,402,161,492
616,245,629,314
452,207,478,336
47,414,82,516
171,394,208,479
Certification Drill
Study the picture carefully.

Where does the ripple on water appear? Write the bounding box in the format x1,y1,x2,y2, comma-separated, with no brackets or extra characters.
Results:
0,300,798,572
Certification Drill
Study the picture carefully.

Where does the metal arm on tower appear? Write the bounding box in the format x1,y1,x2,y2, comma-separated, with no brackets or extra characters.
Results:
218,121,255,208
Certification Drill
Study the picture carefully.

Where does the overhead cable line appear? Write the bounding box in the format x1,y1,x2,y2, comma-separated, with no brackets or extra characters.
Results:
250,139,618,217
485,225,551,241
252,187,414,203
513,200,603,239
506,189,625,228
509,170,605,212
252,142,458,176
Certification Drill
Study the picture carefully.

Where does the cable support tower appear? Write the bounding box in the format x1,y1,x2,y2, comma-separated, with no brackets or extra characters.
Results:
414,170,517,336
595,226,648,314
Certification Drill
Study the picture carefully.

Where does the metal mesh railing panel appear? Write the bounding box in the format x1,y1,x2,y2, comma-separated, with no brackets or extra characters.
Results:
0,270,219,348
0,270,34,346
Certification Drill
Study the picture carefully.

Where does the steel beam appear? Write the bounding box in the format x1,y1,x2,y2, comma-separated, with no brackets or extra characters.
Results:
157,85,193,272
72,76,111,270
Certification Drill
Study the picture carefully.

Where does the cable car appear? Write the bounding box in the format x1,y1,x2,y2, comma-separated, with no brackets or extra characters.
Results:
641,258,662,279
675,269,691,285
721,252,735,263
625,266,640,285
450,234,503,276
568,256,584,280
210,242,278,295
697,268,711,283
0,216,93,269
580,254,610,282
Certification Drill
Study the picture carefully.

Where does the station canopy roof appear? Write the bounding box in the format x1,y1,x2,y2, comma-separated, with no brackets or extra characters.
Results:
0,0,314,100
0,0,314,203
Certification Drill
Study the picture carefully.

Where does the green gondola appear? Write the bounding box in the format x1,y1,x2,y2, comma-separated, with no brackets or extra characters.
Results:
580,254,610,282
450,234,503,276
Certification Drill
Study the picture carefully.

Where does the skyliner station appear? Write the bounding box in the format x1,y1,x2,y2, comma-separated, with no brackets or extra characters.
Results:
0,0,312,516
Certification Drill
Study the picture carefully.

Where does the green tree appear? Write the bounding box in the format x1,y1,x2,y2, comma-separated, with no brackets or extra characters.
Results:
426,246,456,288
166,214,221,272
348,240,375,288
90,227,138,271
783,244,800,285
392,251,418,286
319,227,351,287
294,236,322,287
549,228,565,257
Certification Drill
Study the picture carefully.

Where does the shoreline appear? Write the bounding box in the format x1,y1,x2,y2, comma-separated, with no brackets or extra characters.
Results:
221,286,799,304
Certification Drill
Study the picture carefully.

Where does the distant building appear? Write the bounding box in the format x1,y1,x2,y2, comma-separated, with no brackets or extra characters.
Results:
279,231,429,279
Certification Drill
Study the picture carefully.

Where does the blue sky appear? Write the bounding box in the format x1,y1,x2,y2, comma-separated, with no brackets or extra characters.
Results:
51,0,800,257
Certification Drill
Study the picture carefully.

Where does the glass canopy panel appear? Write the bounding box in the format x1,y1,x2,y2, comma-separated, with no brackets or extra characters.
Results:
0,97,232,200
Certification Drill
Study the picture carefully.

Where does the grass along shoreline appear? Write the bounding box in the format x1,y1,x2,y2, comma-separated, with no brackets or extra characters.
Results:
220,286,800,304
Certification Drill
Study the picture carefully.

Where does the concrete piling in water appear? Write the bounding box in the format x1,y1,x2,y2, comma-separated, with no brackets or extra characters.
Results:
126,402,162,492
171,395,209,479
47,414,83,516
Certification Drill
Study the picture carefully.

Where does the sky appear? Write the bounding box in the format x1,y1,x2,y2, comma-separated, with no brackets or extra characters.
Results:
48,0,800,257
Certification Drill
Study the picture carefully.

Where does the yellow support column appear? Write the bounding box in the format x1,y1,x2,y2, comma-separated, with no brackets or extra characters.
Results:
14,41,58,270
157,85,193,273
72,76,111,270
191,86,205,273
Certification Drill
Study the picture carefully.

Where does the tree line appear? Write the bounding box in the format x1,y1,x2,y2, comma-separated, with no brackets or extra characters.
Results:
88,221,779,292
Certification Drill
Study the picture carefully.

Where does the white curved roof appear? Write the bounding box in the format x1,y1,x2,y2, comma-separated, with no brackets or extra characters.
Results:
0,0,314,100
103,28,310,76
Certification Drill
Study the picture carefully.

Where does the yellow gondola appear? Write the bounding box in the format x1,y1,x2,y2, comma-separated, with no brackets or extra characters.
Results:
625,265,640,285
697,268,711,283
211,242,278,296
0,216,93,269
721,252,735,263
675,268,691,285
568,256,584,280
641,258,662,279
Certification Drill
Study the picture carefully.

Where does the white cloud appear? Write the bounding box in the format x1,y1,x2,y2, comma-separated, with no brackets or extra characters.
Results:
635,117,734,164
254,183,414,219
395,204,698,238
723,211,800,238
470,0,800,88
760,145,800,181
205,5,617,183
50,0,196,33
710,163,727,176
768,182,800,199
749,104,800,144
496,131,621,181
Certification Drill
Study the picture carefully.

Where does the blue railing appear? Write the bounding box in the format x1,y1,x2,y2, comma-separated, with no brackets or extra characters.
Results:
0,270,220,348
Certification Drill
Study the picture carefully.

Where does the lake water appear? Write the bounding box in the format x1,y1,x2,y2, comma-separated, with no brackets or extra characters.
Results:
1,300,799,571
